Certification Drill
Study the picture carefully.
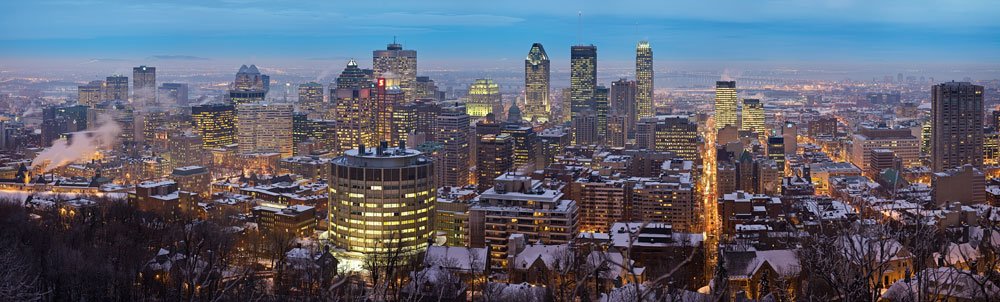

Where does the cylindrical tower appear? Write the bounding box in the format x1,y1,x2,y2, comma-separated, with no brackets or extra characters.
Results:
328,143,435,257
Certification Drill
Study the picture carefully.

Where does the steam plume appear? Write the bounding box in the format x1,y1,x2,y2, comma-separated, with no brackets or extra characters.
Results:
31,114,121,172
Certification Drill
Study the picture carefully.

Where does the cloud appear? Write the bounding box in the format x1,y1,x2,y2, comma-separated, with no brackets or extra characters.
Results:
148,55,210,60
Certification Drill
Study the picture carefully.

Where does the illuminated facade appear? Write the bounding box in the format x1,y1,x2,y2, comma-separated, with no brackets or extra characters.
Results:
594,86,609,139
740,98,764,134
466,79,502,118
636,115,701,162
236,102,293,157
191,103,236,149
468,174,579,269
476,133,513,191
435,103,471,187
570,45,597,121
524,43,550,122
334,86,376,153
373,43,417,99
715,81,737,130
328,145,435,256
298,82,324,104
635,41,653,119
501,124,538,170
931,81,984,172
133,65,156,108
375,78,404,144
104,75,129,101
77,80,104,108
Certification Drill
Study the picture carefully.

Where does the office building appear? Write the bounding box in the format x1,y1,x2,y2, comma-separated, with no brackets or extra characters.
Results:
715,81,737,130
740,98,764,134
237,102,293,157
501,124,538,169
931,165,986,205
524,43,550,123
328,145,435,256
334,59,374,92
104,75,129,101
435,103,471,187
253,204,316,237
466,79,502,119
594,85,610,139
133,66,156,108
78,80,104,107
191,103,236,149
931,81,984,171
298,82,324,105
229,64,268,105
573,110,599,146
170,166,210,197
636,41,654,120
333,86,376,153
636,115,701,161
374,77,404,144
611,78,637,139
373,42,417,99
158,83,189,107
570,45,597,121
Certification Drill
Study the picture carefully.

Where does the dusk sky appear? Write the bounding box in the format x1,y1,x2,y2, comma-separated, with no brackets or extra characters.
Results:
2,0,999,69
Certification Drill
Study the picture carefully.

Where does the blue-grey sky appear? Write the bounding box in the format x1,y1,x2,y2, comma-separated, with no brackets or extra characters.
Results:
2,0,999,67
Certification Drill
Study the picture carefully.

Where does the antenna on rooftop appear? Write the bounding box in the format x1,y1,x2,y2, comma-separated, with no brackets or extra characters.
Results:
577,11,582,45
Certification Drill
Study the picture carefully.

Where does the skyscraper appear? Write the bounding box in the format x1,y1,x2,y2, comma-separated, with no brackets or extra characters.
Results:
298,82,324,104
524,43,550,123
594,85,610,139
375,77,404,144
158,83,189,107
334,59,374,92
373,42,417,99
436,103,471,187
78,80,104,107
740,98,764,134
635,41,653,119
570,45,597,121
191,103,236,149
466,79,502,119
931,81,984,171
334,86,376,153
236,102,293,157
133,66,156,108
715,81,737,130
229,65,268,105
104,75,129,101
476,133,513,191
328,144,435,256
611,79,638,139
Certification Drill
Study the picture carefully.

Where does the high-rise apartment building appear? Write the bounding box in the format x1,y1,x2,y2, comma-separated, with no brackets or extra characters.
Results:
328,145,435,256
236,103,293,157
570,45,597,121
191,103,236,149
373,42,417,99
635,41,654,119
931,81,984,171
133,66,156,108
524,43,550,123
715,81,737,130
